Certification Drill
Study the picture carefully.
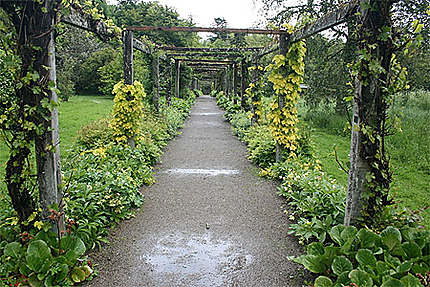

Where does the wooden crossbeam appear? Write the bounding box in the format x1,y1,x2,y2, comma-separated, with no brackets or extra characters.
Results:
178,59,234,64
61,6,119,41
133,38,152,54
168,53,241,58
290,0,359,42
159,47,263,52
127,26,289,35
188,64,230,69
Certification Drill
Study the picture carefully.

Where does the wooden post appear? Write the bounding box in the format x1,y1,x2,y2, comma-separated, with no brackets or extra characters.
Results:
344,0,393,226
241,59,247,110
250,59,259,125
122,30,135,148
276,34,289,162
37,14,63,227
175,59,181,98
168,59,173,105
233,63,239,105
223,67,228,95
152,55,160,112
123,30,134,85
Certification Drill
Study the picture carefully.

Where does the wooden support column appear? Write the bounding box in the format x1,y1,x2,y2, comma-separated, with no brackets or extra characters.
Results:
152,55,160,112
233,63,239,105
123,30,134,85
167,59,173,105
175,59,181,98
37,14,63,227
241,59,248,110
250,58,259,125
122,30,135,148
276,34,289,163
223,68,228,95
344,0,393,226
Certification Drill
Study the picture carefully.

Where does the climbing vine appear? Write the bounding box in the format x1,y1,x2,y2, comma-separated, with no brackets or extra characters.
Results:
246,65,265,123
266,39,306,154
110,80,146,144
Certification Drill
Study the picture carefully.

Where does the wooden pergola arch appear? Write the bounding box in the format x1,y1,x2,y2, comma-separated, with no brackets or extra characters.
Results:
34,0,389,225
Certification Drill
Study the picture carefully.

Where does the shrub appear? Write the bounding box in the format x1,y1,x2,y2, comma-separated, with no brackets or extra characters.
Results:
77,118,113,149
243,124,276,168
230,111,252,140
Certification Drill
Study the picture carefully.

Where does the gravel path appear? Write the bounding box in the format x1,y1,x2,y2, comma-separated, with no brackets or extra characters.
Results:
87,95,306,287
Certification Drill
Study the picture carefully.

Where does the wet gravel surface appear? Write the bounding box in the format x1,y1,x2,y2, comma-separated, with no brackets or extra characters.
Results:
87,96,307,287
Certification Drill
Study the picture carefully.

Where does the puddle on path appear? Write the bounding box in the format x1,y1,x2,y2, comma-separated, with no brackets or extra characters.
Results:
191,112,221,116
144,233,253,286
164,168,239,176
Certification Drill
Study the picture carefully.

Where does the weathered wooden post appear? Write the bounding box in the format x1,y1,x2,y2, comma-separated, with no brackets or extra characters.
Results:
233,62,239,105
175,59,181,98
122,30,135,148
167,58,173,105
37,9,63,228
276,34,289,162
241,59,248,110
152,54,160,112
250,56,259,125
344,0,393,226
228,64,234,100
223,67,228,95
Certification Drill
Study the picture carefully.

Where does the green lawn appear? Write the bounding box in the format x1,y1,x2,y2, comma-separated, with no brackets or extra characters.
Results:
0,95,113,200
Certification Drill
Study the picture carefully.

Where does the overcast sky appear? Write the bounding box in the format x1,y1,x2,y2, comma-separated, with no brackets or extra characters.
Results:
155,0,264,28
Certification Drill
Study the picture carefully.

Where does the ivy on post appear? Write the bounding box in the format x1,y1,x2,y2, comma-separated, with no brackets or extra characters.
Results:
233,63,239,105
241,59,248,110
152,54,160,112
344,0,394,226
167,58,173,105
122,30,135,148
175,59,181,98
223,67,228,96
275,33,289,162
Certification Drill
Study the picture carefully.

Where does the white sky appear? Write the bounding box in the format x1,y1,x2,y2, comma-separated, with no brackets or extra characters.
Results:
154,0,264,28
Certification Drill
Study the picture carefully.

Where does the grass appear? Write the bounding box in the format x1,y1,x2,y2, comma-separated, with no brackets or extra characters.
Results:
0,95,113,201
303,90,430,228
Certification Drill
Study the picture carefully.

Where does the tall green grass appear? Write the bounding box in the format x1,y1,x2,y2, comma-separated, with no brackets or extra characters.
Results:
303,90,430,227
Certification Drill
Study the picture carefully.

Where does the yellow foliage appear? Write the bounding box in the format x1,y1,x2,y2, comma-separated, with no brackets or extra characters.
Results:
110,81,146,143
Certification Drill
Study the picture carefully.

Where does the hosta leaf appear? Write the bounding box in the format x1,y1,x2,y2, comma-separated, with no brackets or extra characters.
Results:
356,249,377,267
358,228,380,249
402,242,422,259
329,225,345,245
349,269,373,287
400,274,423,287
381,278,406,287
307,242,324,256
397,261,413,273
71,267,86,283
341,226,357,242
381,227,402,251
314,276,333,287
4,242,23,258
26,240,52,272
301,255,328,273
332,256,353,275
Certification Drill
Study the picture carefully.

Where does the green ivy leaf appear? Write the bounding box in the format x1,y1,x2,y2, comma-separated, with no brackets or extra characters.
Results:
314,276,333,287
332,256,353,275
356,249,377,267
